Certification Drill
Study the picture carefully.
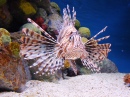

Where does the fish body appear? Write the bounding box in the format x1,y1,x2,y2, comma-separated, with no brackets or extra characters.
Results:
20,5,111,75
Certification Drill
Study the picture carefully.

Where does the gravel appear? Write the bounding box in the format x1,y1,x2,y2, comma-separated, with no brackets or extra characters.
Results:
0,73,129,97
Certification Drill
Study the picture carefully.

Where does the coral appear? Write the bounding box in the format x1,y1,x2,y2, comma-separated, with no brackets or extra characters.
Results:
41,24,48,31
0,0,7,7
78,27,91,38
81,37,88,43
75,19,80,29
50,2,60,13
0,28,11,46
34,16,48,31
124,74,130,86
20,23,41,34
35,16,44,25
19,0,36,15
64,60,71,68
9,42,20,57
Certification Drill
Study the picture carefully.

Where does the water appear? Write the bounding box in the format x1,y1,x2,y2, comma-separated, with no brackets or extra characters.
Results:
52,0,130,73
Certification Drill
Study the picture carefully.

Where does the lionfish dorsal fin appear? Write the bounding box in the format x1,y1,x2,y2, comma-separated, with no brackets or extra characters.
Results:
63,5,76,26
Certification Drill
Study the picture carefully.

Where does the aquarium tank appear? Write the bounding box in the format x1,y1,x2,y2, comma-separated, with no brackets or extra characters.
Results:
51,0,130,73
1,0,130,96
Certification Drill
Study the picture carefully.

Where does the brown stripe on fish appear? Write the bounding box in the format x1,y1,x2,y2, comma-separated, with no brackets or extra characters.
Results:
22,28,57,44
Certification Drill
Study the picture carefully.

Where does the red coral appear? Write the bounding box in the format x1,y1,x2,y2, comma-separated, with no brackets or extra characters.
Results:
34,16,48,31
41,24,48,31
35,17,44,25
124,74,130,84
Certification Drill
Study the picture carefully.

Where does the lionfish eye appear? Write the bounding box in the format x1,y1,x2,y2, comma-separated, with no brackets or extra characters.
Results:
69,36,73,41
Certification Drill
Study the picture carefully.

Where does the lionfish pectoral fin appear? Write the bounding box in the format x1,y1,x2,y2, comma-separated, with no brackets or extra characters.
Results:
81,59,100,73
20,26,65,75
68,60,78,75
31,55,64,75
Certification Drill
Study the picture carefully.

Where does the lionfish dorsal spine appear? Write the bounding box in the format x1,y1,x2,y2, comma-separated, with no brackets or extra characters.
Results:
91,26,108,39
96,35,110,42
63,5,76,26
72,6,76,25
27,18,56,42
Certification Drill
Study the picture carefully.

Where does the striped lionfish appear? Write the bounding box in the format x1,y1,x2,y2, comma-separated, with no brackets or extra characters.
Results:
20,5,111,76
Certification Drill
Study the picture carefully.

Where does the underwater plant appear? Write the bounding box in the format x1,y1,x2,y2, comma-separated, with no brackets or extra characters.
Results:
20,5,111,76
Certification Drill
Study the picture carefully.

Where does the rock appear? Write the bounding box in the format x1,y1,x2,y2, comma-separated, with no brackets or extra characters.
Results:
78,27,91,38
50,2,60,14
35,8,47,20
0,28,11,46
48,13,62,32
0,0,7,7
0,44,27,92
10,31,22,43
0,5,13,29
47,13,63,38
32,0,52,14
0,29,31,92
75,59,92,75
8,0,37,26
61,59,92,77
75,19,80,29
27,60,63,82
20,23,41,34
68,58,118,76
99,58,118,73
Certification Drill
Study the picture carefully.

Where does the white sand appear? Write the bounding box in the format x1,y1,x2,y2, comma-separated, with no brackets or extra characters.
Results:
0,73,130,97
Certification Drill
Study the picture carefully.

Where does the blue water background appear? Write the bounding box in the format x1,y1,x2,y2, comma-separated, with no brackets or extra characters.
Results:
52,0,130,73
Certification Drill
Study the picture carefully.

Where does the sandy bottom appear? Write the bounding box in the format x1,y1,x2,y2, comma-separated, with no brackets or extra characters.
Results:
0,73,129,97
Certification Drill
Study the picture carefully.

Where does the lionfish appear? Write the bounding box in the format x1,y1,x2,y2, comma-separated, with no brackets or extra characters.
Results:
20,5,111,76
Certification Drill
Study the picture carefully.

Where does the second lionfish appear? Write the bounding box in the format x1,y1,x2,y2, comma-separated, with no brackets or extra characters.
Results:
20,5,111,75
